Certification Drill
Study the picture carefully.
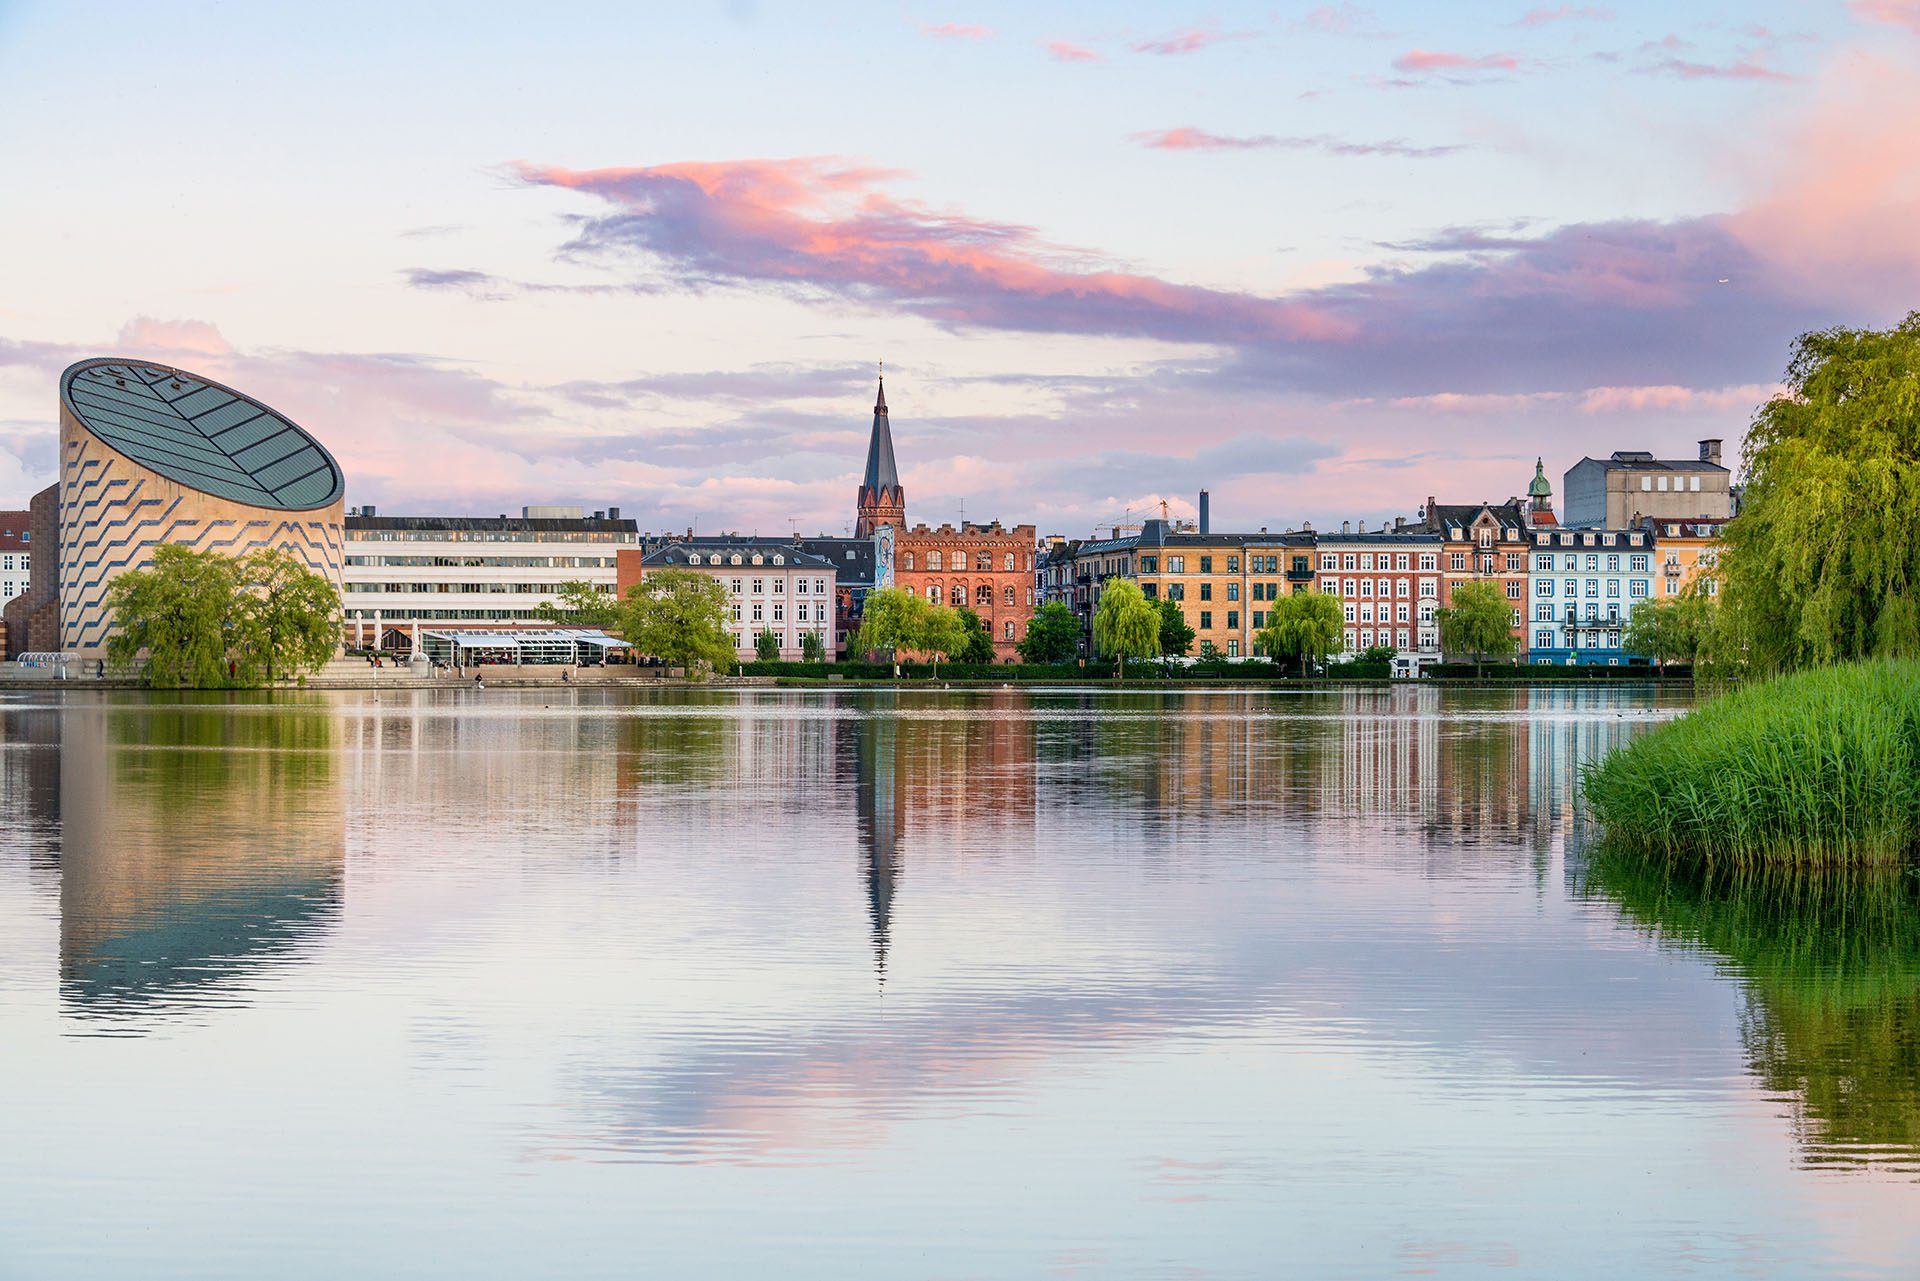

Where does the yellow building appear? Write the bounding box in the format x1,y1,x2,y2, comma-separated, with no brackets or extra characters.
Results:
1646,517,1729,599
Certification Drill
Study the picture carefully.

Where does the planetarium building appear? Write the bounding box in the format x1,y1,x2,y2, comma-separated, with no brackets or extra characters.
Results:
45,358,345,656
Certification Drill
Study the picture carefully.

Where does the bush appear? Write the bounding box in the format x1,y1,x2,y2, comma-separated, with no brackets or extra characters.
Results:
1581,659,1920,868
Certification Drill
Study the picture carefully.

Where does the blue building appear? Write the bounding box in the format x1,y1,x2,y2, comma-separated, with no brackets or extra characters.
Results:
1526,526,1656,665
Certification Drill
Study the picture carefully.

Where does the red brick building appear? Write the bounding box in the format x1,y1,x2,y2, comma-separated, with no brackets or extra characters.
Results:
855,376,1036,661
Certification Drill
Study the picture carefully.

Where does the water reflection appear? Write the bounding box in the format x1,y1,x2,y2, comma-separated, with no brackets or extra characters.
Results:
58,698,344,1028
1584,855,1920,1172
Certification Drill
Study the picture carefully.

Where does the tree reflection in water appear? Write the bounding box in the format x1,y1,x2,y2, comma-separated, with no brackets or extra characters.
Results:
1585,853,1920,1172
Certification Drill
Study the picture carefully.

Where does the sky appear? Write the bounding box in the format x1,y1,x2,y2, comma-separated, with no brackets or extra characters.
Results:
1,0,1917,537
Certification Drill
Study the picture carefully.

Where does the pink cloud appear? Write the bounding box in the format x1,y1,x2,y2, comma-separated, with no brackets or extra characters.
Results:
1131,127,1465,158
1392,48,1522,73
1045,39,1100,63
1300,4,1378,35
919,22,991,39
1851,0,1920,32
1514,4,1614,26
1578,383,1783,413
1648,52,1796,81
511,157,1356,346
1132,26,1253,56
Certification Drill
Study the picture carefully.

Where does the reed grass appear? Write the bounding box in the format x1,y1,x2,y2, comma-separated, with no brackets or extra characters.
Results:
1581,659,1920,868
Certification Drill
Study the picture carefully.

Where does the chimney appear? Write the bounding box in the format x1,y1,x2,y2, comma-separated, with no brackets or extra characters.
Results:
1198,489,1211,535
362,504,375,517
609,506,621,519
1342,520,1352,535
1394,515,1405,531
593,510,606,520
1699,438,1722,465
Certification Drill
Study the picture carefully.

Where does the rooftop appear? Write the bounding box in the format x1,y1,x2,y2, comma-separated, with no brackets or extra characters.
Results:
61,358,345,512
643,537,837,571
345,514,639,535
1583,450,1729,473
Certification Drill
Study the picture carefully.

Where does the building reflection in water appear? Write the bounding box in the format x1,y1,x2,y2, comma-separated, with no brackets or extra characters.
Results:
1583,855,1920,1173
57,698,345,1029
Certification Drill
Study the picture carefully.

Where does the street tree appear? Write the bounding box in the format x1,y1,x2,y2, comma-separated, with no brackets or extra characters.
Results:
618,569,736,677
1093,577,1160,679
1016,601,1081,664
1717,312,1920,674
104,544,247,687
955,606,997,664
534,580,621,629
233,547,342,685
1436,579,1517,677
1623,588,1716,673
1157,599,1195,664
1256,588,1344,676
800,630,826,663
755,629,781,661
854,587,930,665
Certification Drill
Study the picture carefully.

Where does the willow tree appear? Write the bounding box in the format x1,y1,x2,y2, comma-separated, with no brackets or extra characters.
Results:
1093,577,1160,678
1716,313,1920,674
1258,587,1344,675
234,547,341,685
104,544,245,687
1436,579,1517,677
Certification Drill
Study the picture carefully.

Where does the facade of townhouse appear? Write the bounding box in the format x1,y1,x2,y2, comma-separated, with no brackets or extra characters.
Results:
1526,525,1657,664
619,536,837,662
1422,499,1532,654
1312,528,1444,657
1643,517,1729,600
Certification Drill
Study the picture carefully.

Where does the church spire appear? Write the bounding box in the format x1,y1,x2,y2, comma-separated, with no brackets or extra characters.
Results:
856,364,904,537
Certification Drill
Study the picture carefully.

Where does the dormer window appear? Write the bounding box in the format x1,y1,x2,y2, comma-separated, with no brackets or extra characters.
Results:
751,554,763,565
731,554,743,565
772,554,784,565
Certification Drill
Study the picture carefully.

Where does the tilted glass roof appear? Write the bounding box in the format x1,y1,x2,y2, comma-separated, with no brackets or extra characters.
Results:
60,358,345,512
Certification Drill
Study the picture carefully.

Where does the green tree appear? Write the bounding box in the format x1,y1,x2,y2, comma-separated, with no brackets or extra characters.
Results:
800,630,826,663
1436,579,1518,676
754,628,781,661
1256,587,1344,675
1017,600,1081,664
534,579,621,628
1093,577,1160,678
955,606,997,664
854,587,930,664
618,568,737,678
1623,589,1715,673
1717,313,1920,675
1157,598,1195,663
917,603,968,677
233,547,341,685
104,544,246,687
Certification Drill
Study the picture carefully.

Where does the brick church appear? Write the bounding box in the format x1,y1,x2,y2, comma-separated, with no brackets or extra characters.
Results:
856,376,1036,661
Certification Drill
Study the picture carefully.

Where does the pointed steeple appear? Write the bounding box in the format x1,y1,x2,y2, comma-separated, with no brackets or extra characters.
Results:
855,365,905,537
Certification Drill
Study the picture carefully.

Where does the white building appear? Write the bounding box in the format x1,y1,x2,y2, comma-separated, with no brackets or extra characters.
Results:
630,537,837,661
1527,526,1656,664
342,506,642,649
0,519,27,612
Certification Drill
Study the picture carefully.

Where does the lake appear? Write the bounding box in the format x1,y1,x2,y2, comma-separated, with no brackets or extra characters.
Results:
1,685,1917,1279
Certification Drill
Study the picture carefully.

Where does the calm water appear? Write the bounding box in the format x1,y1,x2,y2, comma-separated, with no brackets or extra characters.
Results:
2,686,1917,1279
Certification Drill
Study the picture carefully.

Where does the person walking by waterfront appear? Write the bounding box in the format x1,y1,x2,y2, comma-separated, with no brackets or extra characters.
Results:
95,659,104,680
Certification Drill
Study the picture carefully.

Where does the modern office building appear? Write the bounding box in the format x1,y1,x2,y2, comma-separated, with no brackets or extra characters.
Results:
51,358,346,657
341,506,643,649
617,536,837,661
1562,440,1733,528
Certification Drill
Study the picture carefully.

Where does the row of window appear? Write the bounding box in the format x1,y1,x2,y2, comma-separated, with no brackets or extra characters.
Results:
1534,631,1625,649
1533,553,1651,573
1320,552,1441,573
0,554,27,572
729,600,825,624
1320,577,1440,600
345,582,593,594
348,531,635,543
1533,578,1653,599
345,555,617,568
1345,602,1427,625
902,550,1030,572
914,584,1035,608
1536,604,1628,623
1345,629,1427,652
1535,530,1648,547
1637,474,1703,492
723,578,830,595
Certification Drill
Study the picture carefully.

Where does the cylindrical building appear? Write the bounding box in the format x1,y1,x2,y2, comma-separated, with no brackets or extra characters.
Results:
57,358,345,657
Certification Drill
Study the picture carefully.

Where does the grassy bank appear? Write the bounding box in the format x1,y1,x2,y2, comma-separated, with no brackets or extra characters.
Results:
1581,659,1920,868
